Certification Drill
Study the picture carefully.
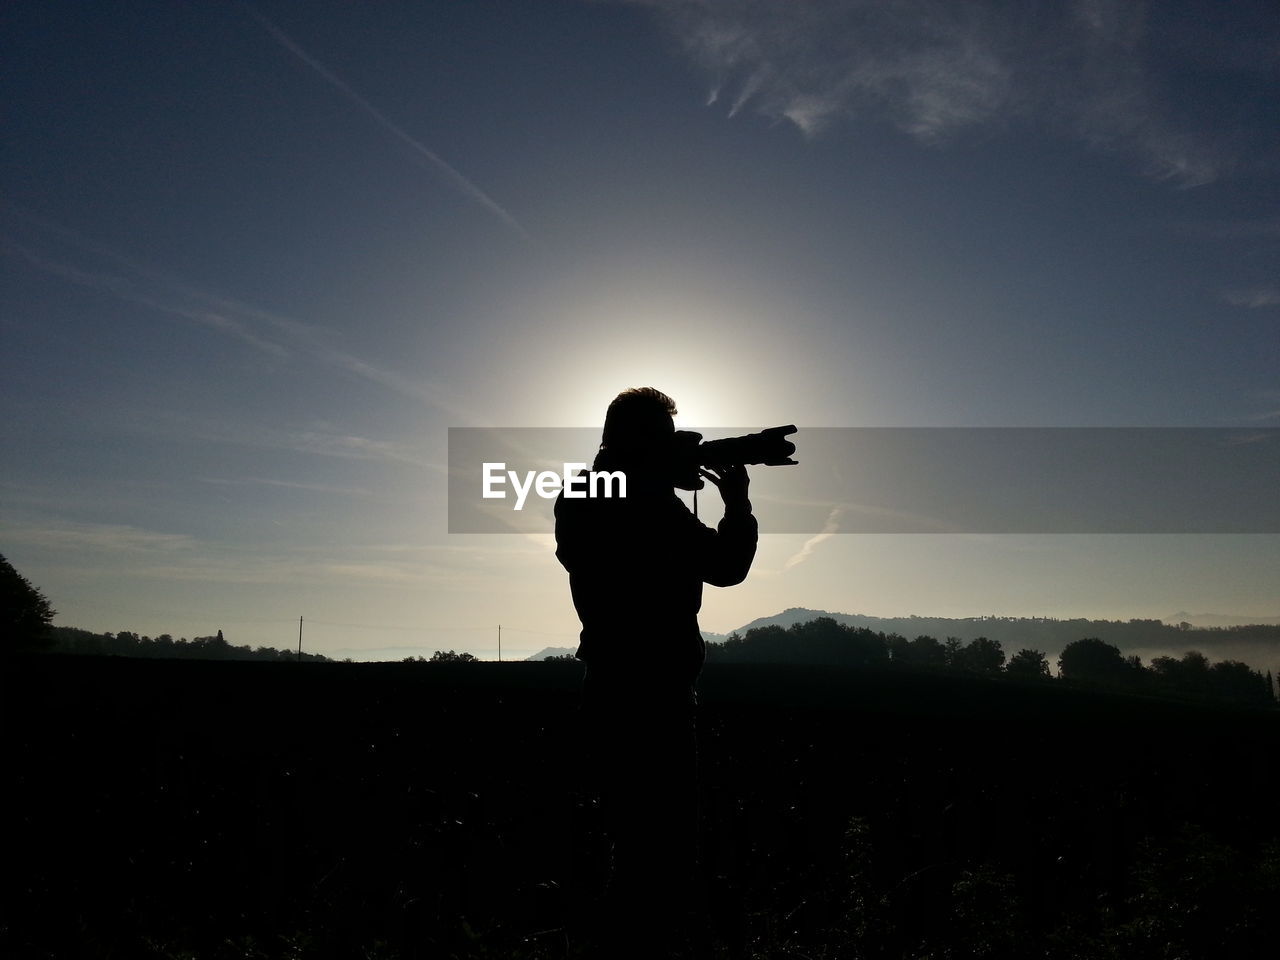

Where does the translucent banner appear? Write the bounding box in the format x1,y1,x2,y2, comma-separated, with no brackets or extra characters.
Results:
447,427,1279,534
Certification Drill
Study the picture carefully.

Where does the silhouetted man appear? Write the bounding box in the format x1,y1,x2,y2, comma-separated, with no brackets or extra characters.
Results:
554,387,757,955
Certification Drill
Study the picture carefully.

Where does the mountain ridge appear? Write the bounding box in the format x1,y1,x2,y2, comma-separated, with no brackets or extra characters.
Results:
524,646,576,661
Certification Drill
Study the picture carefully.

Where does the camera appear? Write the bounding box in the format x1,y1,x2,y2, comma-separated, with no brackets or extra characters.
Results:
672,425,798,489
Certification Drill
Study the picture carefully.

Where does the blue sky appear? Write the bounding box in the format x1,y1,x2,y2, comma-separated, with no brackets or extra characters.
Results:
3,0,1277,659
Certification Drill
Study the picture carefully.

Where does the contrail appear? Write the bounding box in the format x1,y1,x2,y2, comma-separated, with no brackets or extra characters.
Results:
1,212,484,423
783,506,844,571
243,5,528,239
0,234,290,359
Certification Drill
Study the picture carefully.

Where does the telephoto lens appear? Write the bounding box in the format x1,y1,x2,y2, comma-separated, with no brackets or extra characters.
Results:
698,425,798,467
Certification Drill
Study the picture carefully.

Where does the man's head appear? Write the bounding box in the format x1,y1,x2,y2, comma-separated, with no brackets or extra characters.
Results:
600,387,677,463
600,387,706,487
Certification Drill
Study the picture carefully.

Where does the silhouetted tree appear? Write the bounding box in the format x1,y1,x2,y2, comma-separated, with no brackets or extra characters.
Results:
889,634,948,668
1006,648,1051,679
942,636,964,667
2,554,56,652
710,620,889,666
952,636,1005,674
1151,651,1212,697
429,650,477,662
192,632,231,656
708,630,745,659
886,633,909,662
1207,660,1272,705
49,626,106,655
911,634,948,667
788,617,888,666
1058,637,1131,685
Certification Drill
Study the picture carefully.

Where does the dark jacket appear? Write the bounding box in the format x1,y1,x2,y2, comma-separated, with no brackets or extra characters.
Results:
554,462,757,692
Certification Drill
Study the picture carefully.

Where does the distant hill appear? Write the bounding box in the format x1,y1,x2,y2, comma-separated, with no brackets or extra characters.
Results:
703,607,1280,673
702,607,866,642
524,646,577,661
1165,611,1280,627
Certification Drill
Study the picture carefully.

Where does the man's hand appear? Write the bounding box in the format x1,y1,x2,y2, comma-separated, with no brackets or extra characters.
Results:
699,464,751,516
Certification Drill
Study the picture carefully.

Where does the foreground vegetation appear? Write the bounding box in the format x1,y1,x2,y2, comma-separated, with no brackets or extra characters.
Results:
4,654,1277,959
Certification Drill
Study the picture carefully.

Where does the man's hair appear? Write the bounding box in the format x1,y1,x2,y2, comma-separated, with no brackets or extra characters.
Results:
601,387,677,454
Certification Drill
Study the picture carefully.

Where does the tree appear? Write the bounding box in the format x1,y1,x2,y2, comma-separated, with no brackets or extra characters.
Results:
1,554,56,652
889,634,948,668
1006,648,1050,679
788,617,887,666
429,650,477,663
886,633,910,662
942,637,965,668
953,636,1005,674
1057,637,1130,684
1208,660,1272,705
1151,651,1211,697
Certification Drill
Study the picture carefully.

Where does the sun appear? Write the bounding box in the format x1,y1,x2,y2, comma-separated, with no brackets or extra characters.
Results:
535,318,764,429
566,372,733,432
506,279,808,430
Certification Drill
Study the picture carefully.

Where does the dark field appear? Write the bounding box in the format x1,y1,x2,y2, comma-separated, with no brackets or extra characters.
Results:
4,655,1278,959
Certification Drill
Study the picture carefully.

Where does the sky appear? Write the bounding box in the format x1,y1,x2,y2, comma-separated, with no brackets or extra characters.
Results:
3,0,1277,660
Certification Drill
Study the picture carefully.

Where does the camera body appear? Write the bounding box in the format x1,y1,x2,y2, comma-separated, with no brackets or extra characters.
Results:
671,425,798,490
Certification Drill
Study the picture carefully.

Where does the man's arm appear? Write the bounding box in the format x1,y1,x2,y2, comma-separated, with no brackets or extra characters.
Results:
692,464,758,587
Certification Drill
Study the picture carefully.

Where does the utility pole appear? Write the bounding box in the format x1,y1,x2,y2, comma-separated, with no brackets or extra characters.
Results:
498,623,502,662
297,616,303,662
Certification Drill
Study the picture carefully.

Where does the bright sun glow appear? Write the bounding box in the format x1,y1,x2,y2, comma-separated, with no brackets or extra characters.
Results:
520,290,791,429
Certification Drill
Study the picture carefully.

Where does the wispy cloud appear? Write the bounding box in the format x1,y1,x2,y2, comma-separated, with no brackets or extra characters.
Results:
0,235,290,358
640,0,1013,139
2,513,484,586
1191,217,1280,241
243,4,528,238
1220,431,1275,446
1,211,479,422
135,414,441,469
752,491,963,534
1222,286,1280,309
121,548,488,587
626,0,1259,186
197,476,376,498
3,518,197,554
284,431,437,468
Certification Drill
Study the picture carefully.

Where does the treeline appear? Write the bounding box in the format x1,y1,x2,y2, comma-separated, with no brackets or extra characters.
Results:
47,626,330,663
721,606,1280,654
401,649,478,663
707,617,1277,706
